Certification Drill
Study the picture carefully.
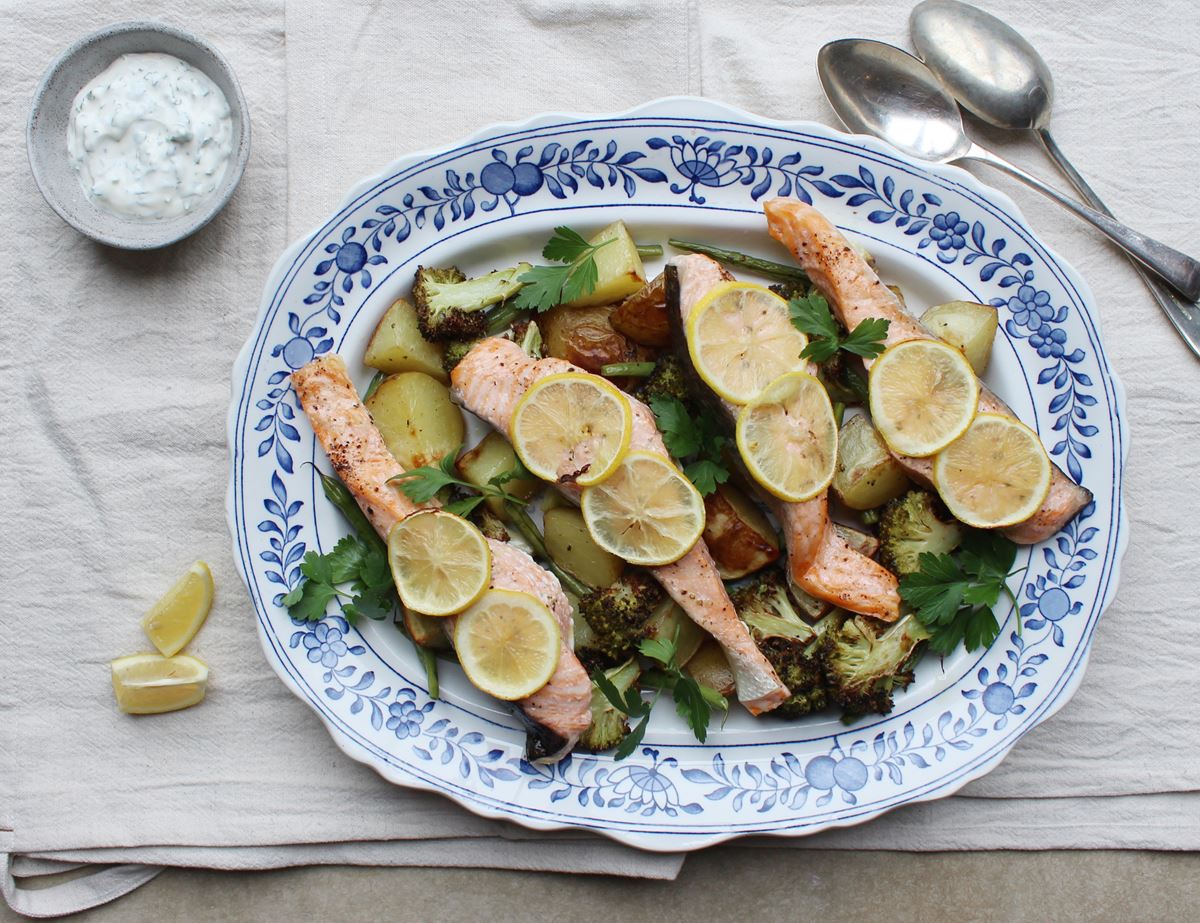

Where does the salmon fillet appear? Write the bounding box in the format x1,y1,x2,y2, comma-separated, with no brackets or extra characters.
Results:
451,337,790,714
669,254,901,620
291,354,592,759
763,198,1093,544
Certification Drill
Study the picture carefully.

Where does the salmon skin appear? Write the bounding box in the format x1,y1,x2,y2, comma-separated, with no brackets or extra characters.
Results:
451,337,791,714
291,354,592,760
763,197,1093,545
667,256,901,621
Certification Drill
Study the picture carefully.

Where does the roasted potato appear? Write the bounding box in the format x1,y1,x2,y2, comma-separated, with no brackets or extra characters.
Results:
610,273,670,347
363,299,447,381
365,372,465,471
887,284,907,309
540,304,652,374
644,598,706,667
703,483,781,580
834,522,881,560
543,506,625,588
456,432,539,519
788,578,832,621
832,414,910,510
684,639,736,697
922,300,999,374
402,606,452,650
563,220,647,308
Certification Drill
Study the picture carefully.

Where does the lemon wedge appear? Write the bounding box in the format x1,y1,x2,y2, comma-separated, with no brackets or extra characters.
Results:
580,450,706,566
686,282,809,404
111,653,209,715
453,589,561,700
868,338,979,457
933,413,1052,528
736,371,838,502
140,560,214,657
510,372,633,486
387,510,491,616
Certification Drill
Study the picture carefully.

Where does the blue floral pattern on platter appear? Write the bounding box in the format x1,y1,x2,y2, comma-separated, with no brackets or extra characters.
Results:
229,100,1126,851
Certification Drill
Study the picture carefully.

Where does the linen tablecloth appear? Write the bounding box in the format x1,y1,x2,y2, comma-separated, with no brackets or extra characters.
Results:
4,0,1199,916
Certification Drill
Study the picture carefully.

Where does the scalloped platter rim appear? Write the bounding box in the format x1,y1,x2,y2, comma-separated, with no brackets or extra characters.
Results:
227,97,1128,852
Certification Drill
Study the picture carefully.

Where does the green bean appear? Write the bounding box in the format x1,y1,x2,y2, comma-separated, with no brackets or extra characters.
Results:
667,239,810,283
600,361,656,377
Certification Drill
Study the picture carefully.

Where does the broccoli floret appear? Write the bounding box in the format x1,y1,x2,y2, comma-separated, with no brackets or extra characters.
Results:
442,338,482,374
576,572,665,669
821,612,929,716
511,319,543,358
471,506,510,543
635,355,689,404
578,658,642,753
768,280,812,302
878,488,965,576
413,264,530,341
731,570,828,718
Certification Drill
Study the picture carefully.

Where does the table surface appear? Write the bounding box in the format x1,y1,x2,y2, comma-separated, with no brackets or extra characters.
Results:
5,849,1199,922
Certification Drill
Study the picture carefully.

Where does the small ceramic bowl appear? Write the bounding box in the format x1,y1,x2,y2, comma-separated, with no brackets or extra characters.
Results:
27,21,251,250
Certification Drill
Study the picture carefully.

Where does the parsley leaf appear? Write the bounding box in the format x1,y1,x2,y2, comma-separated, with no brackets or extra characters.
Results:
592,669,654,761
649,396,730,497
899,531,1020,655
285,533,396,626
512,226,616,313
638,631,728,744
789,291,889,364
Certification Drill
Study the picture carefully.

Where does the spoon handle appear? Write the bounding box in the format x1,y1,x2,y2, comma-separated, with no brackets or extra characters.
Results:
961,143,1200,302
1036,128,1200,360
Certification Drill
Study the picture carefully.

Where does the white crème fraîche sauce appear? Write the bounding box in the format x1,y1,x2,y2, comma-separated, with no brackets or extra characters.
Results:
66,53,234,221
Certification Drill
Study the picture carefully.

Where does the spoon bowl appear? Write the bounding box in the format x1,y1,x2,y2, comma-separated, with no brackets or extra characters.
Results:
911,0,1053,130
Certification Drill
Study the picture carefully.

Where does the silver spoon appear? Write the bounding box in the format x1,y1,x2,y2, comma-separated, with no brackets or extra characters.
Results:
909,0,1200,357
817,38,1200,302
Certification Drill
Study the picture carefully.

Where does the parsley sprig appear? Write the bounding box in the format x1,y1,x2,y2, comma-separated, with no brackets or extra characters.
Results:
649,395,731,496
593,630,728,760
512,227,616,313
899,531,1020,655
281,534,394,624
789,291,890,363
388,451,530,517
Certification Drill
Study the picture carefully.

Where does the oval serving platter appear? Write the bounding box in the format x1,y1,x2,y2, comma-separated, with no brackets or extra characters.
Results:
228,97,1127,851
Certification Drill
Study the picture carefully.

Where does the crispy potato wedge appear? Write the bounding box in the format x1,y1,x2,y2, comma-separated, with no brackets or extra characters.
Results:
401,606,452,650
543,506,625,588
540,304,652,374
365,372,465,471
563,220,647,308
832,414,911,510
456,431,539,519
644,598,705,667
364,299,447,381
922,300,1000,375
703,483,781,580
685,639,736,697
610,274,670,347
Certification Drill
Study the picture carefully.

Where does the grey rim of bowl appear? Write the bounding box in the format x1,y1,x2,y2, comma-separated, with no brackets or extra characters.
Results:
26,20,251,250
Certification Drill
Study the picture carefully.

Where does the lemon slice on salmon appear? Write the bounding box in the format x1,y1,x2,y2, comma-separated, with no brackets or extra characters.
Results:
868,339,979,457
686,282,809,404
933,413,1052,528
140,561,214,657
580,450,706,566
111,653,209,714
736,371,838,502
510,373,633,486
387,510,491,616
453,589,561,700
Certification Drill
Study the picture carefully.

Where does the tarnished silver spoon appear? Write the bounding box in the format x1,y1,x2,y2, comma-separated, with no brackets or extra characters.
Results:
910,0,1200,357
817,38,1200,302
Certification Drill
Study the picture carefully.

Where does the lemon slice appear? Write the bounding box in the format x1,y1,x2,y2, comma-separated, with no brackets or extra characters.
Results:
510,372,633,486
387,510,491,616
580,450,706,566
140,561,214,657
736,371,838,502
453,589,561,700
868,339,980,457
686,281,810,404
111,653,209,714
933,413,1052,528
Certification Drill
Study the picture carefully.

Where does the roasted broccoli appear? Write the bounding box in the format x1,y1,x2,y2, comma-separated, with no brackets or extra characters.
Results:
635,354,689,404
768,279,812,302
442,338,482,374
512,318,543,358
578,658,642,752
731,570,828,718
471,505,510,543
576,572,665,669
821,612,929,716
412,263,530,341
878,488,965,576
